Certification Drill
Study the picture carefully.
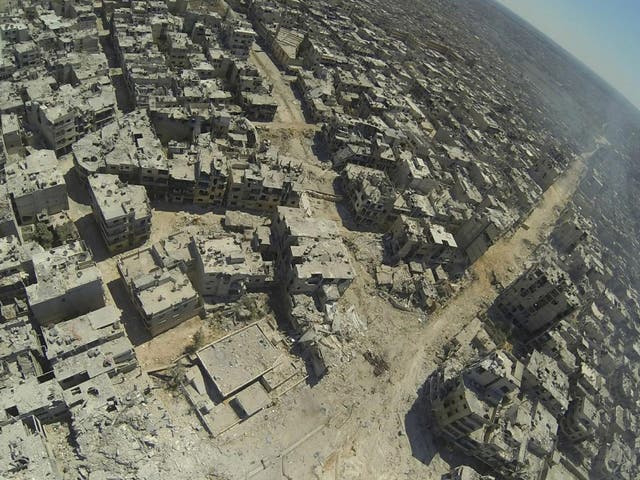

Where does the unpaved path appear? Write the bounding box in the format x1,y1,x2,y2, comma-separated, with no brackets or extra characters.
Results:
249,46,306,125
248,45,336,194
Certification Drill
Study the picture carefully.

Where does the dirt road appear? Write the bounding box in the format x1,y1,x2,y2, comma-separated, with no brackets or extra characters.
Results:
248,45,337,195
249,47,306,125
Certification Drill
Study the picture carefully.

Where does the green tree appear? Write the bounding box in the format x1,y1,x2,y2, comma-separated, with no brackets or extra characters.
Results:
33,223,54,248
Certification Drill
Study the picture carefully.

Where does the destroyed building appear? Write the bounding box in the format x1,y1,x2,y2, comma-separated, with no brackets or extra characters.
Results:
221,20,256,59
442,466,495,480
551,208,593,254
41,305,137,389
341,163,397,230
271,206,355,300
0,236,39,303
0,301,43,386
0,184,21,239
427,350,563,479
25,81,116,154
226,154,303,212
0,0,638,478
72,109,170,196
0,417,60,479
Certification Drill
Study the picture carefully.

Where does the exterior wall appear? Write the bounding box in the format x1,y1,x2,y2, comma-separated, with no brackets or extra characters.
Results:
32,106,77,153
432,378,489,440
552,219,589,253
224,29,255,59
226,168,300,212
342,182,391,230
0,212,22,240
13,183,69,224
193,256,269,301
88,176,152,253
139,294,201,336
560,397,596,443
193,166,228,207
1,114,21,152
30,278,106,326
495,264,579,338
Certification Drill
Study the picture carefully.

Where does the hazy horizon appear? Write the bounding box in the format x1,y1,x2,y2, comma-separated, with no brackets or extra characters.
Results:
496,0,640,111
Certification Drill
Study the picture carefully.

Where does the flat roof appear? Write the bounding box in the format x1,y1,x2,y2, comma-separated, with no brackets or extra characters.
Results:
197,323,279,398
42,305,124,362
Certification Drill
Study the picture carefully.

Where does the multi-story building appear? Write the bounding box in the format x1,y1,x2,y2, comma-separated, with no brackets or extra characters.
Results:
192,134,229,207
454,196,518,263
275,222,354,297
493,258,581,340
341,163,397,231
0,301,43,384
42,305,137,389
88,173,152,253
522,350,570,416
0,235,38,303
226,156,302,212
13,41,41,68
0,184,21,240
1,113,22,153
560,395,599,444
118,247,201,336
26,82,116,154
25,241,105,326
387,215,457,266
270,207,355,330
73,109,170,197
5,149,69,225
551,208,593,254
165,32,194,69
427,350,560,480
191,234,273,301
222,21,256,59
0,21,30,43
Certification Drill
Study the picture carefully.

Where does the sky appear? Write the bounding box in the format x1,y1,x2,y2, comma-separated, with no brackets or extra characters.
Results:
496,0,640,109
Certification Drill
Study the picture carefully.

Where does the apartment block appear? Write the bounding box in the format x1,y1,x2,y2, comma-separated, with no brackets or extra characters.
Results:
26,82,116,154
494,258,581,339
342,163,397,230
271,206,355,298
222,21,256,59
0,235,38,303
388,215,457,266
226,156,302,212
88,173,152,253
118,247,201,336
73,109,169,195
25,241,105,325
191,234,273,301
5,150,69,225
1,113,22,153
